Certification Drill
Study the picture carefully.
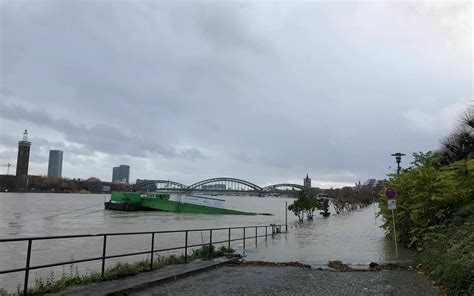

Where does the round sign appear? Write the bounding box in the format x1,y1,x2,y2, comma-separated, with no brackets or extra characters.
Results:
385,187,397,200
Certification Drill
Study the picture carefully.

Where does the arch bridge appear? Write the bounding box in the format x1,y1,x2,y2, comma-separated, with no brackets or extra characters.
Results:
135,180,188,191
262,183,310,193
189,177,262,191
134,177,312,195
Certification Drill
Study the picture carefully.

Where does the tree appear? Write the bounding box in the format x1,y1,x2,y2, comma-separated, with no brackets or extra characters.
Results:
85,177,102,193
288,191,322,222
440,103,474,163
333,186,353,213
356,187,374,208
288,197,305,223
319,199,330,217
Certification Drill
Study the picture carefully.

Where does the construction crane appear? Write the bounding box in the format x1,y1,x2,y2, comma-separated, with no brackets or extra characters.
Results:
2,162,14,175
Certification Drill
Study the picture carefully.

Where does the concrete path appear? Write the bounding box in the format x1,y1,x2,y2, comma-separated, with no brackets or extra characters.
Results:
130,265,442,296
52,257,232,295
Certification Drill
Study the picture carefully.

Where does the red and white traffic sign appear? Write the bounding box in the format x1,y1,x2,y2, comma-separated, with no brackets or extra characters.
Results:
385,187,397,200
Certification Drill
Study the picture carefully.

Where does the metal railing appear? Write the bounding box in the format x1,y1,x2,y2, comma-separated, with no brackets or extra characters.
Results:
0,223,286,294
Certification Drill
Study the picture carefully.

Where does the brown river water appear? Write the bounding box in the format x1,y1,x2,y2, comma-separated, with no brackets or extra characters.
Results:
0,193,412,292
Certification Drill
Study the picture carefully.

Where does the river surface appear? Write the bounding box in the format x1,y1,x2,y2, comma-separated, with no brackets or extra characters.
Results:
0,193,412,292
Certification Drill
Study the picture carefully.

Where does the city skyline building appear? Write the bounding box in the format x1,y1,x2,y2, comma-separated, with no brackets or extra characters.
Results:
47,150,63,178
112,165,130,183
15,129,31,189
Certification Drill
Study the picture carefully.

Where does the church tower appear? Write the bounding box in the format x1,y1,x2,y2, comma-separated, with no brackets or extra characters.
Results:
304,173,311,188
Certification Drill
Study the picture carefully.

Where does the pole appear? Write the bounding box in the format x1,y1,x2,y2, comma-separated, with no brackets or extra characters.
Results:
150,233,155,270
184,231,188,263
373,196,376,223
209,229,212,259
285,201,288,232
255,227,257,246
24,239,32,295
391,209,398,255
101,235,107,278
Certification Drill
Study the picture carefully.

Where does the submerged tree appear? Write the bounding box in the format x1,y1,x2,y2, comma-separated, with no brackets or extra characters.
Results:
288,195,305,222
288,191,322,222
319,199,330,217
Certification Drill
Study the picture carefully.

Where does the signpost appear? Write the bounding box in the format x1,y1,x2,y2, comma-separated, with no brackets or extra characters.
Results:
385,187,398,255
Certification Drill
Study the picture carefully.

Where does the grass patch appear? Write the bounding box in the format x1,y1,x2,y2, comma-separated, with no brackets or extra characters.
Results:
0,245,234,296
416,203,474,295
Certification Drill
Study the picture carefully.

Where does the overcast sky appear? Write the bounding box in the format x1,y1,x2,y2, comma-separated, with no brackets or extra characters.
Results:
0,0,472,188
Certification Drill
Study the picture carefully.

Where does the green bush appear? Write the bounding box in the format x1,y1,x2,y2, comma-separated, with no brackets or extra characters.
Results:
379,153,473,247
417,203,474,294
378,153,474,294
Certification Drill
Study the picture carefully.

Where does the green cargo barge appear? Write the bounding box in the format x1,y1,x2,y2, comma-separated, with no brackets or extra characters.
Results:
105,192,256,215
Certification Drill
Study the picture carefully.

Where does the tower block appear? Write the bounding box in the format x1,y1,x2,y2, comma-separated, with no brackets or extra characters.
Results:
15,130,31,189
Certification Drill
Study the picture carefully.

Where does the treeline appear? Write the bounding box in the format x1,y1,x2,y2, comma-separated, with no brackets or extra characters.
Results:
332,186,376,214
379,102,473,294
25,176,131,193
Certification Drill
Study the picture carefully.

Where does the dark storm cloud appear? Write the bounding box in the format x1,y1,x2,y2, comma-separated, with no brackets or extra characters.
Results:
0,101,205,160
0,0,471,184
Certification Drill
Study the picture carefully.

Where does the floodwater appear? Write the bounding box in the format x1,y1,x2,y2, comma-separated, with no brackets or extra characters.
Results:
0,193,412,292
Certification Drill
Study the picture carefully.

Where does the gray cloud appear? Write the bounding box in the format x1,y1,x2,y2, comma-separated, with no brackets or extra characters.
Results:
0,0,471,185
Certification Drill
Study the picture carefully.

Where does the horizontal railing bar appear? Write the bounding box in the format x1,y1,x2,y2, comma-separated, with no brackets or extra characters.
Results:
104,250,151,260
0,225,285,242
0,267,27,275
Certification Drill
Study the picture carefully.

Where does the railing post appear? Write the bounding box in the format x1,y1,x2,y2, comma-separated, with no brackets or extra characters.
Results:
228,228,231,250
243,227,246,250
23,239,32,295
255,226,257,246
209,229,213,259
265,226,268,240
150,233,155,270
184,231,188,263
101,235,107,279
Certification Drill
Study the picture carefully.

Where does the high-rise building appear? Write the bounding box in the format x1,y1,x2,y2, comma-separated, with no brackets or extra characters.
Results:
304,174,311,188
48,150,63,177
112,165,130,183
16,130,31,189
112,167,119,182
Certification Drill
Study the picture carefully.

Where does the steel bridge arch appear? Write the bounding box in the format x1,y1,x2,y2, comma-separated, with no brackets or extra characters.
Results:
135,180,188,190
188,177,262,191
262,183,309,192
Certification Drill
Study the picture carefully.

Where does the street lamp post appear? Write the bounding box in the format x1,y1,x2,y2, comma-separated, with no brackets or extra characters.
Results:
391,153,405,176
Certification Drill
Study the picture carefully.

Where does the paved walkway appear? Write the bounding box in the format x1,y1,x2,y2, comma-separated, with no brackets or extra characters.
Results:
52,257,233,295
131,265,442,296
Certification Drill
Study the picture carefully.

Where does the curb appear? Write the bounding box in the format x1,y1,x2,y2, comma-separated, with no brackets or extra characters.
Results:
108,258,235,295
54,257,235,295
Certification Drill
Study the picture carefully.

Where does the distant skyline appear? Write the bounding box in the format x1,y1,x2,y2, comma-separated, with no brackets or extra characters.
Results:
0,1,472,188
